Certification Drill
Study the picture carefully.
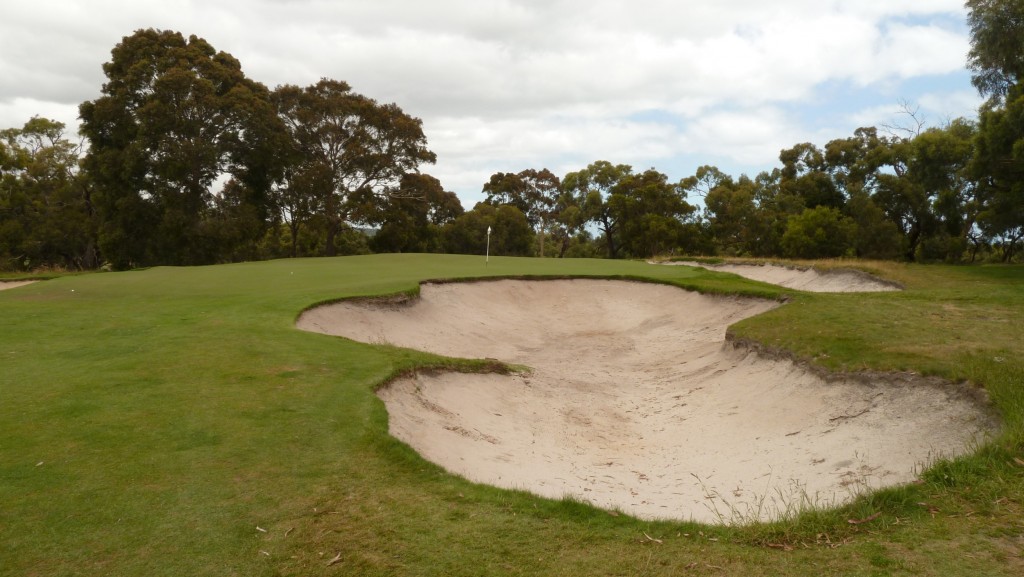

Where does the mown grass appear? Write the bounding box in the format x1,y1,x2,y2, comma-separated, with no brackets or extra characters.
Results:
1,254,1022,576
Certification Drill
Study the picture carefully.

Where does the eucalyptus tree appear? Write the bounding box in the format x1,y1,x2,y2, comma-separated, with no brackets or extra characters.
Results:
368,173,463,253
273,79,436,256
780,206,857,259
779,142,844,210
482,169,558,226
442,202,533,256
607,168,697,258
966,0,1024,101
482,168,560,256
679,165,732,199
562,161,633,258
701,173,762,256
79,29,283,268
973,86,1024,261
0,118,96,270
966,0,1024,260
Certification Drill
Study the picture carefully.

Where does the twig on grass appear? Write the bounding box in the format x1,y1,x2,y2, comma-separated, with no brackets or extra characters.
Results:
642,531,663,544
327,552,343,567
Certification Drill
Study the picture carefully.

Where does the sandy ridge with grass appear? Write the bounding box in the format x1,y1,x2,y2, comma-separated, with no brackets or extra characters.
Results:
297,279,994,523
657,261,902,293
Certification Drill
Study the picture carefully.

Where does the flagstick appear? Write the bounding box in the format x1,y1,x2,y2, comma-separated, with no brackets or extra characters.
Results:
486,226,491,266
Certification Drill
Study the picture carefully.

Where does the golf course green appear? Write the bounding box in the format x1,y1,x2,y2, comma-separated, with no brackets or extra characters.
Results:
2,254,1022,576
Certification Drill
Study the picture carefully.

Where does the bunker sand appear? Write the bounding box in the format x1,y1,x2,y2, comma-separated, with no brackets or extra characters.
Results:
0,281,36,291
659,261,902,293
298,280,993,523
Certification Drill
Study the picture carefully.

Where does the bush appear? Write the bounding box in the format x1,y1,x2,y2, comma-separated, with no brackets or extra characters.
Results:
781,206,857,259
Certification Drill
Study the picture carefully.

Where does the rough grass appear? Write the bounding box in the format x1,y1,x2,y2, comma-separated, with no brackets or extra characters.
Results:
1,254,1023,576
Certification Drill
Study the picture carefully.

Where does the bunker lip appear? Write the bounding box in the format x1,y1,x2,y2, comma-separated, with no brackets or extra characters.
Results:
297,279,995,524
0,280,37,291
655,261,903,293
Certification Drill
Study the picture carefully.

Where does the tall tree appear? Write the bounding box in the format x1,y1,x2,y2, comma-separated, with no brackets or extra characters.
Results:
823,127,890,198
442,202,533,257
368,173,463,253
0,117,96,270
79,29,283,268
912,119,979,260
966,0,1024,101
482,168,560,256
608,168,696,258
274,79,436,256
693,167,802,258
548,187,588,258
973,84,1024,261
779,142,845,210
866,121,979,261
562,161,632,258
680,165,733,199
966,1,1024,261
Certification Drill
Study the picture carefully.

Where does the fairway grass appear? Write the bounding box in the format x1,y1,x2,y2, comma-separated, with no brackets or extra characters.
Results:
1,254,1023,576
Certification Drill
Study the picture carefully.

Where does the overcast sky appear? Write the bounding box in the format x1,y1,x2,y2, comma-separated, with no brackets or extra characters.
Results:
1,0,981,207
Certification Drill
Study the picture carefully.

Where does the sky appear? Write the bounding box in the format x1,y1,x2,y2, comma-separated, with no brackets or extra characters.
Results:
1,0,983,208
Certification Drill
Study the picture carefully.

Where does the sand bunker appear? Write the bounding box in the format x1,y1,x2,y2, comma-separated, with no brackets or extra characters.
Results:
0,281,36,291
659,261,901,293
298,280,993,523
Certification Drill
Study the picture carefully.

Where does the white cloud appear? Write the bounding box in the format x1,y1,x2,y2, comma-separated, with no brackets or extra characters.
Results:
0,0,979,204
918,89,984,123
0,99,83,139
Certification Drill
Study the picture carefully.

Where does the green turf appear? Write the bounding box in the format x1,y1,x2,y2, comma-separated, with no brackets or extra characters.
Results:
1,254,1022,576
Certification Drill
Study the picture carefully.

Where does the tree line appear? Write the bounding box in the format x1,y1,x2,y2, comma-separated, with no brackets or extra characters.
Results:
1,3,1022,271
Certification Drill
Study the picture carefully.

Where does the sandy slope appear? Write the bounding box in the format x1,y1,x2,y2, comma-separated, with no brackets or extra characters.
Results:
297,280,993,523
659,261,901,293
0,281,36,291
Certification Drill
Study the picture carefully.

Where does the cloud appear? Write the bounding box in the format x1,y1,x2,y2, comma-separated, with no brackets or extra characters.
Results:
0,0,979,204
918,89,984,122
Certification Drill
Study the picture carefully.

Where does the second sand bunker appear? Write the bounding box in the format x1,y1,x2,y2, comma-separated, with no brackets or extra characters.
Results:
298,279,994,523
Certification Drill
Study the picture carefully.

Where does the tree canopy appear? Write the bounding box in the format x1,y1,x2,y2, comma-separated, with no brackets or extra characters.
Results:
79,29,285,268
3,12,1024,271
0,118,95,270
967,0,1024,100
274,79,435,256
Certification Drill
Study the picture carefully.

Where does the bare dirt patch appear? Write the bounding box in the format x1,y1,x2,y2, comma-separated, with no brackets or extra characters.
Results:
297,279,994,523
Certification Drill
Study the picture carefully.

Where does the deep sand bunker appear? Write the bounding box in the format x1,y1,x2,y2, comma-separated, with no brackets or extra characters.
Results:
298,280,994,523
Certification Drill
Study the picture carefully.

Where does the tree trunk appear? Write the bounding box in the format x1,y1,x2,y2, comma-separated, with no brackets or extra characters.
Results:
289,220,300,258
558,235,570,258
601,215,617,258
325,218,339,257
905,220,921,261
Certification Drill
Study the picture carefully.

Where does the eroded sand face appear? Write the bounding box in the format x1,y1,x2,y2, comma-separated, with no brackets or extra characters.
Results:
298,280,993,523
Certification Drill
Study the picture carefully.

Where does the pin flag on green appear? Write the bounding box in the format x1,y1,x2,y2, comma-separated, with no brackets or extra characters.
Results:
486,226,491,265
